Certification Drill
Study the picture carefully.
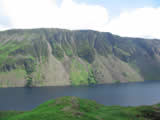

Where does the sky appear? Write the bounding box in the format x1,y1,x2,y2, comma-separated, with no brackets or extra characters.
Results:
0,0,160,38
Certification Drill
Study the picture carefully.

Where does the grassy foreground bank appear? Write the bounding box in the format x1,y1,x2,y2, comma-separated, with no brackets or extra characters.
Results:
0,96,160,120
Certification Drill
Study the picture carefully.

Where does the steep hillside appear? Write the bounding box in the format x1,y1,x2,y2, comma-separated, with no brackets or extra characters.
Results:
0,28,160,87
1,96,160,120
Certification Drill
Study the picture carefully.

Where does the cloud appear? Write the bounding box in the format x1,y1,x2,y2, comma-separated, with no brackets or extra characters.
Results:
105,7,160,39
0,0,11,29
2,0,109,30
1,0,160,39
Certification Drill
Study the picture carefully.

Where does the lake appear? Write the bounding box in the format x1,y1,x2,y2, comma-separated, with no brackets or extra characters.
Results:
0,80,160,111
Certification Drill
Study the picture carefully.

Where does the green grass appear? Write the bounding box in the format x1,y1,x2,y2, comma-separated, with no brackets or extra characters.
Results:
12,69,26,78
33,63,44,86
64,47,73,56
88,64,97,84
0,96,159,120
0,69,26,87
0,41,28,65
114,46,131,57
70,59,89,86
0,69,26,80
0,111,22,120
51,43,64,60
114,80,121,84
70,59,96,86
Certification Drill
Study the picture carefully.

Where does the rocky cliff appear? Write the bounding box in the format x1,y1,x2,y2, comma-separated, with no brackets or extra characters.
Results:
0,28,160,87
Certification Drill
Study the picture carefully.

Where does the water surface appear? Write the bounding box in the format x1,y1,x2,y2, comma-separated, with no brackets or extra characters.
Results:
0,80,160,110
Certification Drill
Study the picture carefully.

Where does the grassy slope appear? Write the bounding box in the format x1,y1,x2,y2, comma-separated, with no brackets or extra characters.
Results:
0,69,26,87
70,58,96,85
70,58,89,85
0,96,160,120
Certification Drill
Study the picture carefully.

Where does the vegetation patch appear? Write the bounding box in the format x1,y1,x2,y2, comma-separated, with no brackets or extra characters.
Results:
114,46,131,57
64,47,73,57
50,42,64,60
1,96,160,120
114,80,121,84
70,59,96,86
0,41,27,65
61,42,73,57
77,40,95,63
113,46,131,62
24,58,36,87
78,47,95,63
122,72,128,77
70,59,89,86
0,69,26,87
88,65,97,85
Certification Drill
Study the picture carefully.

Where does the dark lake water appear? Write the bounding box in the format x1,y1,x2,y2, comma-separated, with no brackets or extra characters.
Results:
0,80,160,111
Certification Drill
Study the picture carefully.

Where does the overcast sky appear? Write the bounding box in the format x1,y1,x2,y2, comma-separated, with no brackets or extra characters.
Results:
0,0,160,38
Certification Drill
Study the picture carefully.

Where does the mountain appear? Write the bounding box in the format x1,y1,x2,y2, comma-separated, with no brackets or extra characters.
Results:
0,96,160,120
0,28,160,87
